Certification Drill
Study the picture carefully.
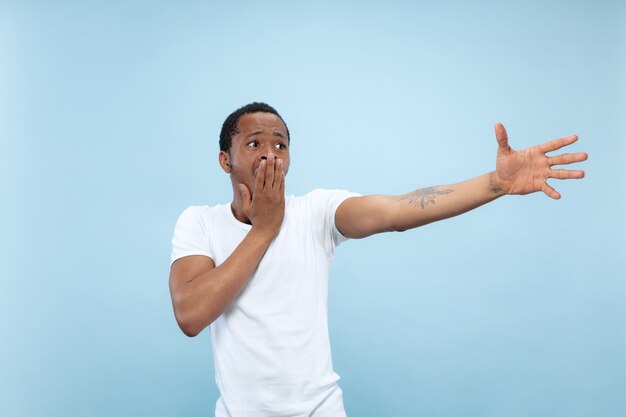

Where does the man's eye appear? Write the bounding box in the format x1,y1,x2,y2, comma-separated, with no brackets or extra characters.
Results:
247,142,258,148
274,143,287,150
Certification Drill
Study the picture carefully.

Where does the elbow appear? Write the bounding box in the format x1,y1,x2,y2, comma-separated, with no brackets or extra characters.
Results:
171,291,205,337
176,315,203,338
391,221,426,233
178,322,200,337
173,302,221,337
386,206,428,233
384,208,410,233
181,326,201,338
173,306,208,338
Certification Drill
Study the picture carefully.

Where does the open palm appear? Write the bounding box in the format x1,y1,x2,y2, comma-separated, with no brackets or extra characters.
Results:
493,123,588,199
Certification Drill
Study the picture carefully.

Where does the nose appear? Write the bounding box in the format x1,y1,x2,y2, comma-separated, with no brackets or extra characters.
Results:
258,145,275,161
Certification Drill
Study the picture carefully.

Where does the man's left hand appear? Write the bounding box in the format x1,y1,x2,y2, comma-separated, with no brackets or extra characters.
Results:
492,123,588,199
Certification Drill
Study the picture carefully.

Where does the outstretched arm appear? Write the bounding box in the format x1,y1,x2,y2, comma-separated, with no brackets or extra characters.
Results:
336,124,588,239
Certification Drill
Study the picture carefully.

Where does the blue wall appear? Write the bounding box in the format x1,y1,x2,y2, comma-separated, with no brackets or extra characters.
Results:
2,1,624,416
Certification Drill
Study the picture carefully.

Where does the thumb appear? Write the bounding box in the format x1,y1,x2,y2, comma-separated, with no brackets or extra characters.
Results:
239,183,251,211
494,123,511,153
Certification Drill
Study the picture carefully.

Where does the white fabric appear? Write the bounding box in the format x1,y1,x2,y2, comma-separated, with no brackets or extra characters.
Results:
171,189,359,417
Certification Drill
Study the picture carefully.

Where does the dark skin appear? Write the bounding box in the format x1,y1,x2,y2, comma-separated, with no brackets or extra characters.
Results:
169,113,289,336
336,124,588,237
169,113,588,336
218,112,290,226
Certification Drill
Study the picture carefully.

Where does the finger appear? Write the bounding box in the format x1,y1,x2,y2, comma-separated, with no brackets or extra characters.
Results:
548,152,588,166
542,182,561,200
494,123,511,153
548,169,585,180
275,158,284,191
539,135,578,153
255,159,267,191
271,154,281,190
265,153,276,190
238,183,251,211
280,170,285,195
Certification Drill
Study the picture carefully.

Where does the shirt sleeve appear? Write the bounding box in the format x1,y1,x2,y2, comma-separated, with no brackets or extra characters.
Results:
307,189,361,252
170,206,214,264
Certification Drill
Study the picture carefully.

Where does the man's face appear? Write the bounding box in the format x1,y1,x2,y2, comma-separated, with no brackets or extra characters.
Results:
220,112,290,192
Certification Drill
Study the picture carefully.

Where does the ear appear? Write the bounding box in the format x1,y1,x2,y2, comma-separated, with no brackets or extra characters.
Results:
219,151,231,173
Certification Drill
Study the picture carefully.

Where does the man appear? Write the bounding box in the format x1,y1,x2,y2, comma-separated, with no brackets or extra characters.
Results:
169,102,587,416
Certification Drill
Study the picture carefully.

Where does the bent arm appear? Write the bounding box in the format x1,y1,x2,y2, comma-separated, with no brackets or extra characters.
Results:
169,227,275,337
336,172,502,239
169,154,286,337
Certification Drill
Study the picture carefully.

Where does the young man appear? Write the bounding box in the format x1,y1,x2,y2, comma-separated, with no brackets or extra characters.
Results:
169,102,587,416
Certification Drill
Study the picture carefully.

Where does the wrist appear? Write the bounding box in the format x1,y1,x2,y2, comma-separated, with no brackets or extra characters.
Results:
249,224,281,241
488,171,507,197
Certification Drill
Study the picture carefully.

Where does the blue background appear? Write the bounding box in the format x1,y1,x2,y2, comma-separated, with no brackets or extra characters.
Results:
2,1,625,416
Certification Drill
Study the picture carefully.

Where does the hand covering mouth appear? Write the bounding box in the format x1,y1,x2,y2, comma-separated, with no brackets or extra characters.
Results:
253,156,268,177
253,156,273,177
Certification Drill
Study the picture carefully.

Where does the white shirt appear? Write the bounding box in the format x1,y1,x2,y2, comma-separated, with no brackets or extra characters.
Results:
171,189,359,416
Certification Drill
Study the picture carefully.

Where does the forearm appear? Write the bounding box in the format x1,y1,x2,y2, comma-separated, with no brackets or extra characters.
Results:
171,227,275,336
390,171,504,231
337,172,504,238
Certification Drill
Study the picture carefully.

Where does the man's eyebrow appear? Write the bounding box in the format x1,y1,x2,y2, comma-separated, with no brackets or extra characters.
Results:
244,130,286,139
245,130,263,138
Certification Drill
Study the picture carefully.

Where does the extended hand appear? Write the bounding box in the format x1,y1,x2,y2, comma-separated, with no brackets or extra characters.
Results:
493,123,588,199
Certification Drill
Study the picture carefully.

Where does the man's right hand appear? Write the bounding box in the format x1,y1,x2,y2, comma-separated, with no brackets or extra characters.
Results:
238,152,285,236
169,153,287,336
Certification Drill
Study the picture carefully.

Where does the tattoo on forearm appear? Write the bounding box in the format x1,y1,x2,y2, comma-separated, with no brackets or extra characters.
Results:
400,186,453,209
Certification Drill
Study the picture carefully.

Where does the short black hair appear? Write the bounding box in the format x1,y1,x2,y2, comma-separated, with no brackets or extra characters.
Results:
219,102,290,152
